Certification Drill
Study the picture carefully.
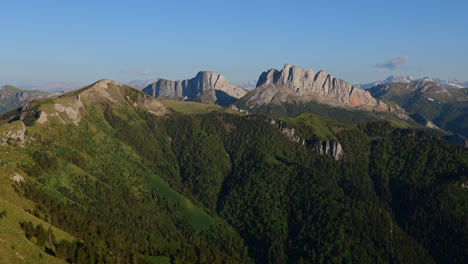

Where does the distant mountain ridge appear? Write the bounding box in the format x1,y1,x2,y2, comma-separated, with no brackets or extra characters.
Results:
234,81,257,90
0,85,65,114
125,79,158,90
142,71,248,106
368,80,468,138
357,75,468,89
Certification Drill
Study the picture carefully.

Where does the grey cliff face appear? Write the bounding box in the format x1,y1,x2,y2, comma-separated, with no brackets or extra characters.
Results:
247,64,395,113
311,140,343,161
142,71,248,106
275,120,343,160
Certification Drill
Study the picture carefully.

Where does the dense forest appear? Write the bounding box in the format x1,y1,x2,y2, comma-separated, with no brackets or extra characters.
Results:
2,98,468,263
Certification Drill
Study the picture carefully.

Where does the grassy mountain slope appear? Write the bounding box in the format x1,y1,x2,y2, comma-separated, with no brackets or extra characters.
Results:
0,80,467,263
0,81,250,263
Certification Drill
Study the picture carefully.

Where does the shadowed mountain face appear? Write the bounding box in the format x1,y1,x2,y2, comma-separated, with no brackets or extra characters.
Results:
142,71,248,106
369,80,468,137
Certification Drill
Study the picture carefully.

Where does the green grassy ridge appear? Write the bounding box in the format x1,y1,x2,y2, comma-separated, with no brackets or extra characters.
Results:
0,149,73,264
278,113,356,141
159,99,241,115
0,95,250,263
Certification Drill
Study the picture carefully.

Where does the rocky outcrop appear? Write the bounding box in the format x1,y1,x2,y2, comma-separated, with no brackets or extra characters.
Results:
10,173,25,184
311,140,343,161
0,121,26,147
274,120,343,160
243,64,400,114
278,121,305,144
142,71,248,106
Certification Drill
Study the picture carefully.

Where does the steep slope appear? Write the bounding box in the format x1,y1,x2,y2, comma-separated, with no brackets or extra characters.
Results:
142,71,248,106
369,80,468,137
0,80,251,263
0,85,64,114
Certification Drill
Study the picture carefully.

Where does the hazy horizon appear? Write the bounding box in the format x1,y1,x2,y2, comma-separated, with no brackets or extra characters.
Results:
2,0,467,86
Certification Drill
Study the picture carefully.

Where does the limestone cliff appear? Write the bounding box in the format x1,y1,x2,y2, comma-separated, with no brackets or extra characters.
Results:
142,71,248,106
242,64,403,115
274,120,343,160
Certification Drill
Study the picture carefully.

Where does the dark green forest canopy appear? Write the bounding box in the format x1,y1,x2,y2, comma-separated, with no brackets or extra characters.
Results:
3,104,468,263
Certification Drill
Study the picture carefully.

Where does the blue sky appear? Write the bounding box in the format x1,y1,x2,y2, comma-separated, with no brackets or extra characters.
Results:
1,0,467,86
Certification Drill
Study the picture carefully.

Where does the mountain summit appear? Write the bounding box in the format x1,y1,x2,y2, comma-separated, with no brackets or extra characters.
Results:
142,71,248,106
239,64,393,112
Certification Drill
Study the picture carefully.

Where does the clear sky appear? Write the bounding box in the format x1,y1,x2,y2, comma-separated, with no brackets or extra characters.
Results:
1,0,467,87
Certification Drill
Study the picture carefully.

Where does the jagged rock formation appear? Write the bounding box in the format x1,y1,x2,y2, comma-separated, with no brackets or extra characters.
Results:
142,71,248,106
241,64,398,113
274,120,343,160
277,120,305,144
311,140,343,161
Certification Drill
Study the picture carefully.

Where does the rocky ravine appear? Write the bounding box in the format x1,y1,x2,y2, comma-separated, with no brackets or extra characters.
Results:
142,71,248,106
242,64,405,115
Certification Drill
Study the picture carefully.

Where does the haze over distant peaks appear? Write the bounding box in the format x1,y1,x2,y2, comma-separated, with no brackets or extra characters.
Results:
15,82,86,92
234,81,257,90
125,79,158,90
142,71,248,106
356,75,468,89
0,85,65,114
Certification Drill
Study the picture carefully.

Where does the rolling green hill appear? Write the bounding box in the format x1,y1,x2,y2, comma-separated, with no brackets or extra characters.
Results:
0,79,467,263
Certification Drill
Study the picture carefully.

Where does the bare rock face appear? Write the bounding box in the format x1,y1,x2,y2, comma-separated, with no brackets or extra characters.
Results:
278,121,305,144
0,121,26,147
142,71,248,106
245,64,396,113
275,120,343,160
311,140,343,161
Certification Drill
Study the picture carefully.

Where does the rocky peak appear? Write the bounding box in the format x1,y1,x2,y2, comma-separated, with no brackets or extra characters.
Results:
249,64,395,113
143,71,248,106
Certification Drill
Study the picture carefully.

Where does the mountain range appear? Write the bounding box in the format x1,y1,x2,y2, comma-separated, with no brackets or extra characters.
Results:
0,78,467,263
0,85,65,114
356,75,468,89
142,71,248,106
368,80,468,140
234,81,257,90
